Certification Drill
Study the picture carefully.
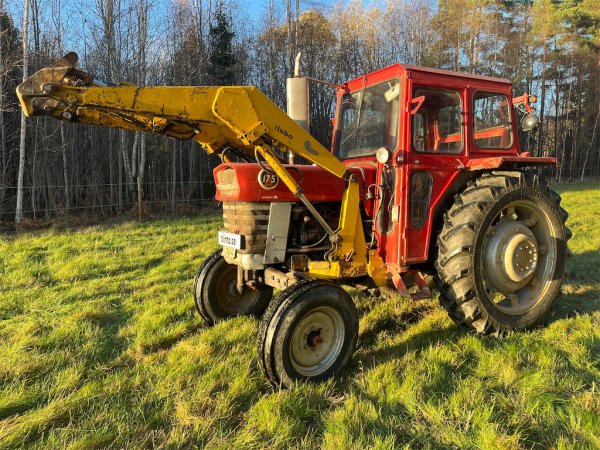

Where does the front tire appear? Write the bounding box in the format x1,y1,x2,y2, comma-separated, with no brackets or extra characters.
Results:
435,171,571,334
258,280,359,388
193,250,273,325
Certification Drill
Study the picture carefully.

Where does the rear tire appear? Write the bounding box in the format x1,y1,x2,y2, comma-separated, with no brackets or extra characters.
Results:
193,250,273,325
435,171,571,334
258,280,358,388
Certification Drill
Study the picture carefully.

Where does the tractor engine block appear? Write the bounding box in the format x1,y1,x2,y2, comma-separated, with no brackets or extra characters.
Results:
220,201,339,271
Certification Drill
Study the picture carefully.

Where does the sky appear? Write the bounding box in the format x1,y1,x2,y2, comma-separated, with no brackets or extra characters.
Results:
2,0,343,52
3,0,343,27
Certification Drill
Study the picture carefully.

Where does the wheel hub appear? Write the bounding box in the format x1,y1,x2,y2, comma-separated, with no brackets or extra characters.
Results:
216,267,260,315
503,234,538,282
307,329,323,348
290,307,345,377
484,220,538,293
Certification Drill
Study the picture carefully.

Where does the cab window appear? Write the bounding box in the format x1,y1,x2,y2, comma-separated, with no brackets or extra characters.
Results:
336,80,400,159
473,92,513,149
411,88,463,154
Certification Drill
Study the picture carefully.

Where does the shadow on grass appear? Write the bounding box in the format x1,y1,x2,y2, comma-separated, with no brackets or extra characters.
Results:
138,323,204,355
358,301,437,348
328,306,474,448
550,288,600,322
0,209,221,236
353,293,468,373
56,300,134,374
360,323,466,369
550,249,600,321
0,301,133,424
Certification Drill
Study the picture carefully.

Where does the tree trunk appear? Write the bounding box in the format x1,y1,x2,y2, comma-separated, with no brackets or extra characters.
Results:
569,66,585,180
138,133,146,216
580,103,600,181
187,142,194,201
0,7,6,216
0,59,6,215
131,131,139,182
108,128,115,210
268,0,276,98
171,141,176,213
61,125,69,208
537,39,548,157
118,135,123,210
179,141,185,203
15,0,30,223
135,0,148,214
558,56,574,182
552,38,560,164
31,118,38,218
295,0,299,58
286,0,292,76
120,129,131,200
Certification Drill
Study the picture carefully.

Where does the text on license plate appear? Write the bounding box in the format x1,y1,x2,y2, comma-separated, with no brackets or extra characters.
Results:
218,231,242,249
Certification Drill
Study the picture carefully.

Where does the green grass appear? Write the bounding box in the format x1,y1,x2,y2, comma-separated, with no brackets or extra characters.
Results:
0,182,599,449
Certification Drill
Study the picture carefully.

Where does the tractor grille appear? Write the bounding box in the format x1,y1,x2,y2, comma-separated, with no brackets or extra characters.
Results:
222,202,271,254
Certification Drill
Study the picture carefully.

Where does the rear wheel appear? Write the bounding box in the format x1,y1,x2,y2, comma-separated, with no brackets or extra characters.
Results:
258,280,358,388
435,171,571,334
193,250,273,325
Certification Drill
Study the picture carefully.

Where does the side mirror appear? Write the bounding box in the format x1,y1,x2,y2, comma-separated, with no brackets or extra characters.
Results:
521,113,539,132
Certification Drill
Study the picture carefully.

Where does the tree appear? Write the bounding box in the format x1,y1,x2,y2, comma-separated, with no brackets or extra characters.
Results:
15,0,29,223
1,0,599,223
207,5,235,85
531,0,561,156
0,8,20,217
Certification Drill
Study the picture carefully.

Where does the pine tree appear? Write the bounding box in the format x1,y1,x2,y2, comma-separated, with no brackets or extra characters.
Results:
207,6,235,86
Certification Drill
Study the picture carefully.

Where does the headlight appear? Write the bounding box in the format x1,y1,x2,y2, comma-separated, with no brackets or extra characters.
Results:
376,147,390,164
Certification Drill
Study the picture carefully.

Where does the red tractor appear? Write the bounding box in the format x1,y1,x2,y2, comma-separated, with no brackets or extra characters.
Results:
18,53,571,388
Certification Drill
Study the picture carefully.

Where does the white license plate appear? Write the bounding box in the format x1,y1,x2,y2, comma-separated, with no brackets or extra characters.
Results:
218,231,242,249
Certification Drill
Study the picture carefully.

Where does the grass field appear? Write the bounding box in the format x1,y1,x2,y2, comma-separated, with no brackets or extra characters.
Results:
0,182,599,449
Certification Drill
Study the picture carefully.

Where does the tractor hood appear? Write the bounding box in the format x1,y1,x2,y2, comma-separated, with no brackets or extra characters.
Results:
214,162,377,204
214,163,346,203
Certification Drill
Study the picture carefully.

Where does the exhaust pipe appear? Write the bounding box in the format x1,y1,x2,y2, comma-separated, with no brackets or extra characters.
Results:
286,52,310,164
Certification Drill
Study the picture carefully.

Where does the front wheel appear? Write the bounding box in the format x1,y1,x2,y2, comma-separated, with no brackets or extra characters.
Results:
435,171,571,334
258,280,359,388
193,250,273,325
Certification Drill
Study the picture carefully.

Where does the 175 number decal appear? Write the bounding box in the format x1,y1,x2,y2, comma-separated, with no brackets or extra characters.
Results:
258,169,279,190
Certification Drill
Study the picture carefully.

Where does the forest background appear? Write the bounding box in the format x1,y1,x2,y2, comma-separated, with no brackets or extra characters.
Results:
0,0,598,222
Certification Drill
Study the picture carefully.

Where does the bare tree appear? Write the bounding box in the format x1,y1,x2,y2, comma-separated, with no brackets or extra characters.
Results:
1,0,599,223
15,0,30,223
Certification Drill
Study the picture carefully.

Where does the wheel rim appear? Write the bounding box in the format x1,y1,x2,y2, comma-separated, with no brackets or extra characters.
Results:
289,306,345,377
481,199,557,316
215,265,261,315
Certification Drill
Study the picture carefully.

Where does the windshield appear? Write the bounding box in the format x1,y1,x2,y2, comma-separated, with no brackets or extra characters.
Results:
336,80,400,159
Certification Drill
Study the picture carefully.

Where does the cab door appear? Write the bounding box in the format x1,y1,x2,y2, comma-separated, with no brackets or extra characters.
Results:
399,79,468,265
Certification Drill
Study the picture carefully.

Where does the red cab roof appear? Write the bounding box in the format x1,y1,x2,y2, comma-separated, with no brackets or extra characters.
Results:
345,63,512,87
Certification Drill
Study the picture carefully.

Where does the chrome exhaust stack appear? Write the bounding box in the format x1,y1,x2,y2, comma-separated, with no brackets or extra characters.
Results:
286,52,310,164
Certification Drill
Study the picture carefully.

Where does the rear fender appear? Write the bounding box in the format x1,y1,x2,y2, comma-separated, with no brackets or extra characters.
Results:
467,154,557,170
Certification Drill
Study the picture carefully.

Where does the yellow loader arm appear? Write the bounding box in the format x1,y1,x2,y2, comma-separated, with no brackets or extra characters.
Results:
17,53,346,178
17,53,369,276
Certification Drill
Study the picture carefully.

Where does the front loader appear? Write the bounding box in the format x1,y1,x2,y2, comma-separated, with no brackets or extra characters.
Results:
17,52,571,388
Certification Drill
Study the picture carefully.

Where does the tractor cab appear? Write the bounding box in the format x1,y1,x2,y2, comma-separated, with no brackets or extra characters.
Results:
331,64,541,269
333,63,524,161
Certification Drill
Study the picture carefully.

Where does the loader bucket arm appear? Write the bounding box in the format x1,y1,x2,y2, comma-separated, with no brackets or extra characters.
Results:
17,53,367,275
16,52,349,180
